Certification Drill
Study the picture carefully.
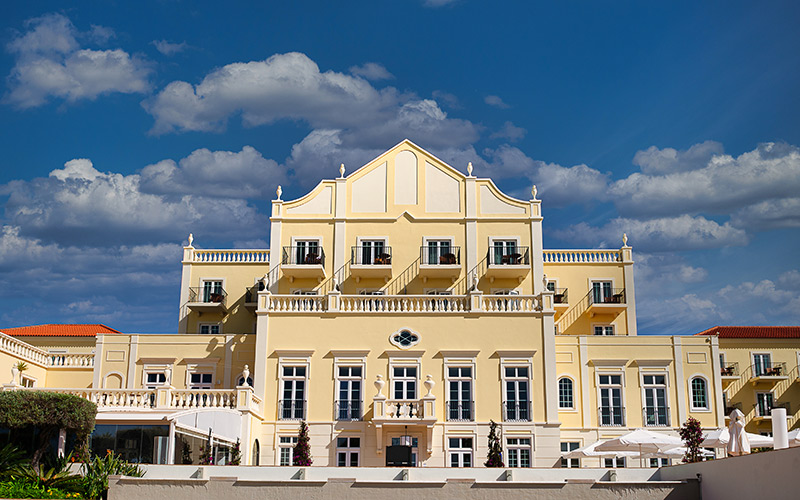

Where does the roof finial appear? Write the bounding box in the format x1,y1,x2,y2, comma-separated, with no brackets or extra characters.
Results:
276,185,282,200
531,184,538,200
467,161,473,176
187,233,194,247
339,163,346,178
622,233,628,246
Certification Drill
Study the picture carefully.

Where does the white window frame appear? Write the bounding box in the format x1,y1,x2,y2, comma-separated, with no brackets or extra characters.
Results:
588,278,618,304
488,236,522,266
561,441,580,468
198,277,226,303
198,322,222,335
335,361,365,420
505,436,532,468
185,361,217,389
500,354,534,422
278,436,298,466
593,323,615,336
688,375,711,412
640,372,670,425
605,456,626,468
447,436,474,468
557,376,576,410
421,236,456,265
750,351,772,377
279,358,310,420
391,364,419,401
649,457,670,468
354,236,389,266
445,365,474,421
20,374,37,388
755,391,774,417
336,436,361,467
389,327,421,350
491,288,520,295
596,369,626,426
142,364,171,388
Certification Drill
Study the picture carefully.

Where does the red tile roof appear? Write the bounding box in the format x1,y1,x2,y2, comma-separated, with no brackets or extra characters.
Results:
694,325,800,339
0,324,120,337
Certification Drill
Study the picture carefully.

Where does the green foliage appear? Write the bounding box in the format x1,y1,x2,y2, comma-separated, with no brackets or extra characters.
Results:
292,421,312,466
180,440,193,465
485,420,504,467
0,479,83,498
679,417,705,463
81,451,144,500
229,439,241,465
0,444,28,479
14,362,28,373
0,392,97,438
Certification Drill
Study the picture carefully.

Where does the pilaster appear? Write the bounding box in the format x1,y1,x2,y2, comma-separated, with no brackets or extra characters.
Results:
529,192,544,294
621,238,637,336
268,192,283,293
464,173,477,272
334,173,348,271
709,336,725,427
126,335,138,389
541,289,559,424
92,333,104,388
673,336,687,424
178,236,194,333
254,289,271,402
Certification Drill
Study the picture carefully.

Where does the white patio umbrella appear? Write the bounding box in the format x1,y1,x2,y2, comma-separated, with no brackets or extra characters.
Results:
562,439,641,459
702,427,773,448
787,429,800,447
596,429,684,467
645,446,715,459
727,408,750,456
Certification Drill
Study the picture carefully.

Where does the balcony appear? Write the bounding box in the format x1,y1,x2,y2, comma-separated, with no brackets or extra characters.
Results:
720,362,740,388
244,284,263,311
643,407,670,427
754,401,790,421
281,246,326,280
552,288,568,319
350,246,392,281
419,246,461,279
485,246,531,281
446,401,474,422
502,401,531,422
749,362,788,386
187,286,227,313
335,400,362,421
587,288,627,315
279,399,306,420
598,406,626,427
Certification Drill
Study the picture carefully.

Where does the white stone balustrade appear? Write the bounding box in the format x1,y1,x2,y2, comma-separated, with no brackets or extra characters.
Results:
543,249,622,263
0,331,94,368
169,389,237,409
480,295,541,312
268,294,326,312
48,353,95,367
340,295,468,313
191,249,269,263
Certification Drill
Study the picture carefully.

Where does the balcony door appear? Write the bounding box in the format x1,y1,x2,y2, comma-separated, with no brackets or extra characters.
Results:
504,367,530,421
642,375,668,426
360,240,385,265
295,240,319,264
281,366,306,419
599,374,623,425
447,367,472,421
753,353,771,376
202,280,222,302
337,366,362,420
492,240,517,264
426,240,451,264
592,281,612,303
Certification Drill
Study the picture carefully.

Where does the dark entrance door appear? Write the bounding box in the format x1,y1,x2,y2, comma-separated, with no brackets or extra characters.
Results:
386,445,412,466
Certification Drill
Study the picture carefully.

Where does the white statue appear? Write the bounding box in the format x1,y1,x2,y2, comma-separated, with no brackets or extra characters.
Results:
165,366,172,385
276,185,282,200
242,365,250,386
467,161,473,176
187,233,194,247
622,233,628,246
339,163,346,178
531,185,538,200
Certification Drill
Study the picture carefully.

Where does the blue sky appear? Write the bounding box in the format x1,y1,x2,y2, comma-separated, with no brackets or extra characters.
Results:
0,1,798,334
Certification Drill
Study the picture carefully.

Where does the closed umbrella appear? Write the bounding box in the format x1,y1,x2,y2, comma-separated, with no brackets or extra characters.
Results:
596,429,684,467
727,408,750,456
702,427,773,448
563,439,641,459
787,429,800,447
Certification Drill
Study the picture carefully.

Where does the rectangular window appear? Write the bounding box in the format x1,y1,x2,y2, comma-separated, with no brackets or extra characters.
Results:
393,366,417,400
279,436,298,466
560,442,580,468
756,392,774,417
189,373,213,389
594,325,614,336
336,437,360,467
447,366,473,421
146,372,167,388
599,374,624,426
20,375,35,388
643,374,668,426
294,240,321,265
592,281,613,303
753,353,771,376
199,323,220,335
337,366,362,420
605,457,626,468
504,367,530,421
506,438,531,468
425,239,453,265
649,458,670,468
491,239,518,265
448,437,473,467
202,280,223,303
281,366,306,420
358,240,386,265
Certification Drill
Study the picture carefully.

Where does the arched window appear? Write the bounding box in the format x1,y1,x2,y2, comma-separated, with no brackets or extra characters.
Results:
558,377,574,409
690,377,708,410
252,439,260,466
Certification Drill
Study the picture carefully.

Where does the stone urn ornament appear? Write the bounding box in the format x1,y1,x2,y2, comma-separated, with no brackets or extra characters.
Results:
242,365,250,386
374,374,385,397
424,375,435,397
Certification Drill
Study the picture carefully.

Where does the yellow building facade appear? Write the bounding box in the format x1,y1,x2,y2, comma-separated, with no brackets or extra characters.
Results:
1,141,796,468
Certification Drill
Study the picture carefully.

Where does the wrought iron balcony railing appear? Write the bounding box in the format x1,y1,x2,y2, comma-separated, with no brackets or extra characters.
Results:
488,246,530,265
721,362,739,377
643,407,670,427
502,401,531,422
588,288,626,305
420,246,460,265
351,246,392,265
598,406,626,427
446,401,474,422
335,400,362,421
282,246,325,266
279,399,306,420
188,286,227,304
752,362,787,377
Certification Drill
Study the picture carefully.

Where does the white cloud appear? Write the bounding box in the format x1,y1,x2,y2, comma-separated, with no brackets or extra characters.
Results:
632,140,724,175
152,40,188,56
140,146,287,199
431,90,461,109
490,121,526,142
2,158,267,247
730,197,800,230
611,142,800,219
4,13,151,108
553,215,748,252
349,62,393,80
778,269,800,290
484,95,510,109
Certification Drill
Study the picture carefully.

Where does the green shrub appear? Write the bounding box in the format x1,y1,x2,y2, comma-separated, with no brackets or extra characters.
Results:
0,444,28,479
14,453,84,493
81,451,144,500
0,478,83,498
